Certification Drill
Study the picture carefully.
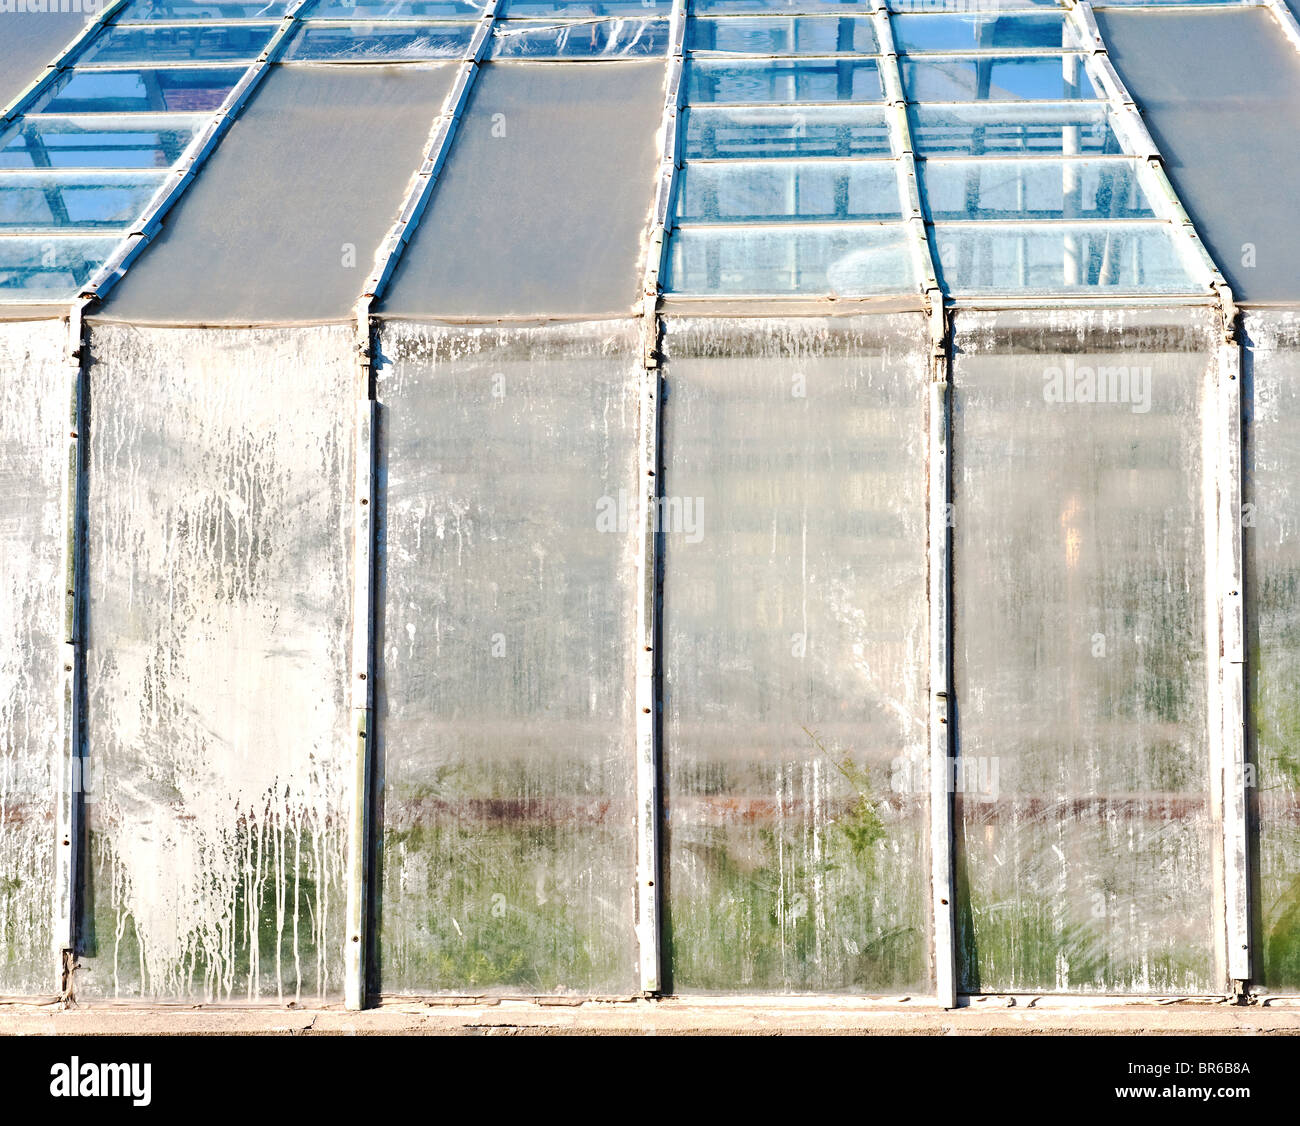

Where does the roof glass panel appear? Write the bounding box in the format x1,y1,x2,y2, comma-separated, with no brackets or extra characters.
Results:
306,0,486,13
891,12,1078,52
920,158,1155,220
901,54,1099,100
0,170,168,230
687,57,885,102
683,105,894,159
500,0,669,14
932,222,1203,292
116,0,293,20
0,116,207,170
284,22,479,59
693,0,886,11
32,68,245,114
667,224,918,295
910,102,1121,156
0,236,120,300
76,24,279,67
489,18,670,58
678,159,903,222
686,15,880,55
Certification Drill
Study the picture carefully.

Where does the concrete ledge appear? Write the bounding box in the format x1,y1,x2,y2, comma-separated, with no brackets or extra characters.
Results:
3,996,1300,1036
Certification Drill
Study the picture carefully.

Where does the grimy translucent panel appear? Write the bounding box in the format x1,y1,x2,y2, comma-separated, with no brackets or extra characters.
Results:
77,24,278,66
78,324,353,1002
684,106,893,160
694,0,885,11
0,318,65,995
100,64,455,324
381,62,662,318
919,159,1154,221
678,161,903,223
285,23,478,61
1242,310,1300,991
1096,8,1300,302
0,9,96,111
0,171,167,231
952,308,1216,993
117,0,294,19
308,0,485,14
911,103,1122,157
661,314,931,992
891,12,1076,53
687,58,884,103
901,54,1099,101
0,116,206,170
668,223,917,296
375,320,640,994
502,0,669,13
0,237,120,301
932,223,1202,294
33,68,244,115
687,16,879,55
490,19,670,59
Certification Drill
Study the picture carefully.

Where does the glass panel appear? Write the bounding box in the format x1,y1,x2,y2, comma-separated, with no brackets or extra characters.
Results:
0,171,167,230
685,105,893,159
694,0,888,11
889,0,1058,8
490,18,670,57
661,314,932,992
0,116,206,170
116,0,293,19
1243,310,1300,992
687,15,879,55
33,68,245,115
687,58,884,103
902,55,1100,101
78,324,353,1002
892,12,1078,53
911,103,1122,157
952,308,1217,992
920,159,1155,221
678,160,903,222
932,223,1203,293
667,223,917,295
502,0,669,13
0,319,64,993
76,24,278,66
284,22,478,60
306,0,486,13
376,320,641,995
0,236,119,299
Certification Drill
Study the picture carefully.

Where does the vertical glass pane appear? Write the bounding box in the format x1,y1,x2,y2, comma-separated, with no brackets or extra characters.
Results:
79,325,353,1001
952,308,1216,993
0,319,64,994
1243,310,1300,991
661,314,932,992
376,320,640,995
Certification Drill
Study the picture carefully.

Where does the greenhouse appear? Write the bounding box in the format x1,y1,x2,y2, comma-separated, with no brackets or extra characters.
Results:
0,0,1298,1014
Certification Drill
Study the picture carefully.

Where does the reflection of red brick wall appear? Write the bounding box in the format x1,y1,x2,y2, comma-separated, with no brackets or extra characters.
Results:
162,89,228,113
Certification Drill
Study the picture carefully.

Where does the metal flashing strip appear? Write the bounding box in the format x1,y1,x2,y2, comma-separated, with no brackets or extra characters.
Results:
1263,0,1300,52
80,0,315,301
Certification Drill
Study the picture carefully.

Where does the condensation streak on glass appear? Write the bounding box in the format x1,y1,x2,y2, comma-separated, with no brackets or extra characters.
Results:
660,315,931,993
0,319,64,995
375,320,640,995
78,325,352,1002
1243,311,1300,992
952,308,1216,993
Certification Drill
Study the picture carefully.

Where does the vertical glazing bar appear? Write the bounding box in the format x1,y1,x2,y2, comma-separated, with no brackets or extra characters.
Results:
635,0,687,996
52,300,87,998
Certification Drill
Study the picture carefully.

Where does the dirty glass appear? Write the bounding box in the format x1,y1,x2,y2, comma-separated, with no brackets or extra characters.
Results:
77,324,353,1002
0,319,65,995
1242,310,1300,991
910,103,1121,157
678,160,904,223
117,0,294,20
308,0,485,14
668,224,917,296
375,320,641,995
490,19,670,58
891,12,1078,53
661,314,931,993
687,15,880,55
687,58,885,103
952,308,1216,993
919,159,1155,221
932,222,1204,294
901,55,1100,101
284,23,478,60
32,68,244,115
0,172,168,231
501,0,668,13
0,237,120,301
684,105,894,160
0,116,207,170
76,25,278,66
